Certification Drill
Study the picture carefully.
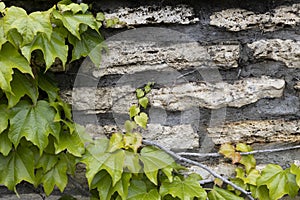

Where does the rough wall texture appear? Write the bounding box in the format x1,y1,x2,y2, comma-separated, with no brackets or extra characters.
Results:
57,0,300,166
6,0,300,198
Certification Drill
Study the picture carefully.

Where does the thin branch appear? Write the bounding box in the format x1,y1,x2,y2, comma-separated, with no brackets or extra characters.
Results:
143,140,254,200
177,144,300,158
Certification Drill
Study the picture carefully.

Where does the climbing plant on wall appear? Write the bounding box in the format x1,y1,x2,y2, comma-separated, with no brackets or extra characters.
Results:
1,0,300,199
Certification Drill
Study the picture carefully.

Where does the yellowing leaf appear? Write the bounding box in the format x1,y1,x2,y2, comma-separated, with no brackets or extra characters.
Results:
8,100,61,153
236,143,252,152
160,175,207,200
257,164,298,200
5,71,38,108
239,155,256,173
134,112,148,129
123,132,142,153
208,186,243,200
0,43,33,92
3,6,52,45
0,2,5,11
140,146,174,185
0,104,9,133
0,146,35,191
21,31,68,70
219,143,241,164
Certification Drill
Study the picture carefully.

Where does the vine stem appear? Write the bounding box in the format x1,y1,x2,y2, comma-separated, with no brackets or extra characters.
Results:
177,144,300,157
143,140,254,200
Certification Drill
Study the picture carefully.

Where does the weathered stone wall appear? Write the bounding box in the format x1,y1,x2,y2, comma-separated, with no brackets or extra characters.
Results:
56,0,300,182
4,0,300,198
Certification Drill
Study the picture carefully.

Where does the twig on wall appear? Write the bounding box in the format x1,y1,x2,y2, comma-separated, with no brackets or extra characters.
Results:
177,144,300,157
143,140,255,200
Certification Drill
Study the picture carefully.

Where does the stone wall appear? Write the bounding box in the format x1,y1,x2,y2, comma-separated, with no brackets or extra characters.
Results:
4,0,300,198
58,0,300,163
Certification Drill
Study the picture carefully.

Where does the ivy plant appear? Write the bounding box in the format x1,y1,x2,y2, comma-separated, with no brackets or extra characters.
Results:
1,1,300,199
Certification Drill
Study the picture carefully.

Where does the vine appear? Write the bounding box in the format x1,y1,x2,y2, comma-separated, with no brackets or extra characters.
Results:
0,1,300,199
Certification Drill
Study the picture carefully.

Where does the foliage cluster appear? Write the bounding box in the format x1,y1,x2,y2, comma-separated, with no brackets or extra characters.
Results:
0,1,300,199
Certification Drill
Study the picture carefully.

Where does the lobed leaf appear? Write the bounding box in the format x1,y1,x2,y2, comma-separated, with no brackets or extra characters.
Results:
160,175,207,200
257,164,298,200
21,31,68,70
208,186,243,200
0,146,35,191
0,104,9,133
8,100,61,153
140,146,174,185
0,43,33,93
3,6,52,45
0,130,12,156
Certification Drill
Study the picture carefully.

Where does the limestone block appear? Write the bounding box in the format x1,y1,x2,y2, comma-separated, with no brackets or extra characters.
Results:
210,4,300,31
63,76,284,113
83,124,199,150
248,39,300,68
207,119,300,144
92,42,240,76
104,5,199,27
150,76,285,110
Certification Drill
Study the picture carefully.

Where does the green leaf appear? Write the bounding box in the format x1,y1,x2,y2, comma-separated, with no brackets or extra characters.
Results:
0,104,9,133
257,164,299,200
136,89,144,99
0,19,6,50
37,72,59,102
5,71,38,108
251,185,271,200
236,143,252,152
0,43,33,92
208,186,243,200
96,12,105,21
124,120,137,133
38,153,68,196
0,131,12,156
139,97,149,109
57,2,89,14
8,100,61,152
0,146,35,191
52,9,99,39
127,179,147,199
54,130,85,157
239,155,256,173
134,112,148,129
144,82,153,94
128,189,160,200
112,173,132,200
3,7,52,45
107,133,124,152
140,146,174,185
5,29,23,49
291,164,300,187
36,153,59,173
129,105,140,119
21,31,68,70
91,170,114,200
124,151,142,173
235,168,260,185
69,29,104,62
160,175,206,200
81,139,125,186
